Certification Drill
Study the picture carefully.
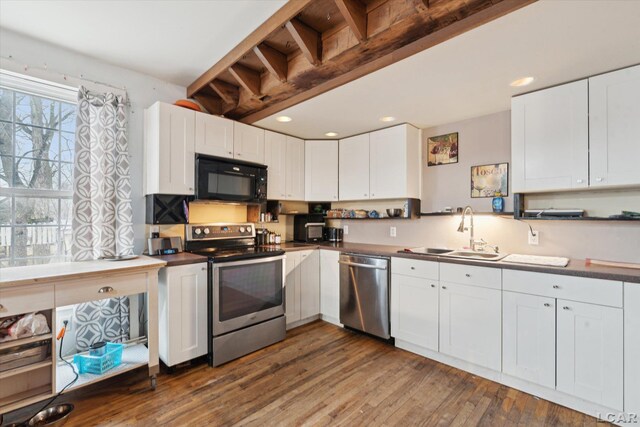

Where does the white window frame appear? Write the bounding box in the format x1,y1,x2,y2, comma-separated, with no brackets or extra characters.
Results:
0,69,78,266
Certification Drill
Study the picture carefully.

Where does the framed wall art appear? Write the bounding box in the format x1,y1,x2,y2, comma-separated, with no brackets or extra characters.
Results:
471,163,509,198
427,132,458,166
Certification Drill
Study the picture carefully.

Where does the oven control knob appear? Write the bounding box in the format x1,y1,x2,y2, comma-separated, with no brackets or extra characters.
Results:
239,227,246,233
246,226,252,233
194,228,202,236
203,228,210,235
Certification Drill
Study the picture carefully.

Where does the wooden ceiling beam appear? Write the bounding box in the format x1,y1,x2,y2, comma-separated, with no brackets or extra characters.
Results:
253,43,288,82
187,0,313,97
209,80,239,106
228,64,262,98
285,19,321,66
335,0,367,42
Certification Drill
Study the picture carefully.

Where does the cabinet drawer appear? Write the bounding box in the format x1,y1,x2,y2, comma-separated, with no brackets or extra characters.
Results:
503,269,622,308
392,257,439,280
55,272,148,307
439,263,501,290
0,285,54,317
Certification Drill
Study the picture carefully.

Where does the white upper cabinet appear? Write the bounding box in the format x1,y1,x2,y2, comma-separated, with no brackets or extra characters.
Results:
194,113,234,159
556,300,623,410
285,136,305,200
589,65,640,187
339,134,370,200
144,102,195,195
264,130,287,200
369,124,421,199
511,80,589,193
305,140,339,201
233,121,265,164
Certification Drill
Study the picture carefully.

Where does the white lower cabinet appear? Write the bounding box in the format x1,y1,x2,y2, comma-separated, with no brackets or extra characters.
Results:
625,283,640,416
320,250,341,325
158,263,208,367
557,299,623,410
390,273,439,352
439,281,502,371
285,250,320,328
502,291,556,389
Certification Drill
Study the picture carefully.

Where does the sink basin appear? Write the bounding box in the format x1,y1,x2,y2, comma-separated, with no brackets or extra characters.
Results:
402,247,454,255
442,251,507,261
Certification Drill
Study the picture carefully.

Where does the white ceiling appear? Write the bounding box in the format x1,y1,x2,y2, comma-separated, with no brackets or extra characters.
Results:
256,0,640,139
0,0,286,87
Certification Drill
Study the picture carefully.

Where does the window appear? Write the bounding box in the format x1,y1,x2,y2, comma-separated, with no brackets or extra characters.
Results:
0,71,77,267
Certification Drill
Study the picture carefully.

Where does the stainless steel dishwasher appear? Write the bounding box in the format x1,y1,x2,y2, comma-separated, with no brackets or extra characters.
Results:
339,253,391,339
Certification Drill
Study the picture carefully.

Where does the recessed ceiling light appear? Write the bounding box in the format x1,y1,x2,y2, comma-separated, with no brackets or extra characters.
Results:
276,116,292,122
325,132,338,137
379,116,396,122
510,77,535,87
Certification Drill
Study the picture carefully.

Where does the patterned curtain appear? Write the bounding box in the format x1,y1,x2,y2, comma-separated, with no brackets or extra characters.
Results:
71,87,133,351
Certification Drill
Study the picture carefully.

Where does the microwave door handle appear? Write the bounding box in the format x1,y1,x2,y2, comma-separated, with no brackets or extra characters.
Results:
305,223,326,227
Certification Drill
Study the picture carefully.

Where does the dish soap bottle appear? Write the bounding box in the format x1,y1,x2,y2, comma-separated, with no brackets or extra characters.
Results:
492,191,504,213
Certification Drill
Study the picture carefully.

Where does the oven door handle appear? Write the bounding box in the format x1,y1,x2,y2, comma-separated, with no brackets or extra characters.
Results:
305,223,325,227
338,261,387,270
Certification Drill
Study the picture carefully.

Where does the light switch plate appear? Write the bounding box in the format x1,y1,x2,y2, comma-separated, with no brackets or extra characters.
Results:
390,226,397,237
528,229,539,245
343,225,349,235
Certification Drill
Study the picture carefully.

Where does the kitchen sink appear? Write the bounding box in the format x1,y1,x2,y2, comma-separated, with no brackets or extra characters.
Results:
402,247,454,255
441,251,507,261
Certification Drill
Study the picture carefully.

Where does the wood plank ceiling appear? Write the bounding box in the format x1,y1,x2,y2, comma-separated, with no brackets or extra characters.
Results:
187,0,536,124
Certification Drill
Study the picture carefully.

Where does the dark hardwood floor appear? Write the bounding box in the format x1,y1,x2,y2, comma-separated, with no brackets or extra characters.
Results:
6,321,605,426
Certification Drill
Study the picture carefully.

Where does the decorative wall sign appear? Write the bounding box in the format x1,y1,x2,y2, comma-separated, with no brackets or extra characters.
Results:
471,163,509,198
427,132,458,166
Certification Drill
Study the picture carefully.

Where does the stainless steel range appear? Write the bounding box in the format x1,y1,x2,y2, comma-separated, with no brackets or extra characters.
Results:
184,222,286,366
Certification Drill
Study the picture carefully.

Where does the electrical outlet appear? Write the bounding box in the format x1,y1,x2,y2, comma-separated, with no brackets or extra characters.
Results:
390,226,397,237
528,229,539,245
343,225,349,235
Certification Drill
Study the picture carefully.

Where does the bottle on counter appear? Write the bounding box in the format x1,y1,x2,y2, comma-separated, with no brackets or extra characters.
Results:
492,191,505,213
275,234,281,244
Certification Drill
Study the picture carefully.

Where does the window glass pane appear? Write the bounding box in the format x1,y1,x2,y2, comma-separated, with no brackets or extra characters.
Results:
60,198,72,228
15,93,59,129
0,88,13,121
60,103,76,133
15,197,58,225
15,125,60,160
60,162,73,191
14,226,59,258
60,225,72,256
0,226,10,260
14,158,59,190
0,121,12,156
60,132,74,162
0,155,12,188
0,196,11,225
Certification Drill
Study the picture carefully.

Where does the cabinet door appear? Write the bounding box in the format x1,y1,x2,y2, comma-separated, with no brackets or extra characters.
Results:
320,250,341,325
557,300,623,410
146,102,195,195
625,283,640,415
589,65,640,187
233,122,265,164
390,274,439,351
194,112,234,159
285,252,301,325
339,134,370,200
439,282,501,371
160,264,208,366
300,250,320,319
305,140,338,201
511,80,589,192
285,136,305,200
503,292,556,389
264,131,287,200
369,125,420,199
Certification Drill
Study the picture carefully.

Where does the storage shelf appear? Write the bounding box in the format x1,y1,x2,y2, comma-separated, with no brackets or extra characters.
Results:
0,385,53,413
0,333,53,351
420,212,514,217
325,216,413,220
56,343,149,393
0,360,52,380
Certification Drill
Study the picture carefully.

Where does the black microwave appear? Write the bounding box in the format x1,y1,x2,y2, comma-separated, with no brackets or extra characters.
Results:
196,155,267,203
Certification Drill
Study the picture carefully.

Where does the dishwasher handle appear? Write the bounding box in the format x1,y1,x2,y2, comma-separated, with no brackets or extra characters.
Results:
338,260,387,270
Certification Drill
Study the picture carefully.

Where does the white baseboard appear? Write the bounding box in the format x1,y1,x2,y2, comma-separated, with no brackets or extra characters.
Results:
286,314,321,330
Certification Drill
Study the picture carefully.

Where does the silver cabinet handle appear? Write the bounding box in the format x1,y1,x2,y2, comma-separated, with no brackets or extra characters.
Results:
430,284,436,288
338,261,387,270
410,266,415,270
201,267,207,271
189,187,193,191
228,151,233,155
98,286,115,294
553,285,560,289
371,193,375,197
563,306,571,310
442,286,447,290
237,153,242,156
364,193,367,197
465,273,471,278
544,303,551,307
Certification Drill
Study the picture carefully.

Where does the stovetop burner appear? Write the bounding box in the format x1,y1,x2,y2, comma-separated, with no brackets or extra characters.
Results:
191,246,285,262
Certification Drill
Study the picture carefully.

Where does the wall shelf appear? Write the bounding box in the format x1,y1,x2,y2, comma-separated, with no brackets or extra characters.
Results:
420,212,514,217
325,216,412,220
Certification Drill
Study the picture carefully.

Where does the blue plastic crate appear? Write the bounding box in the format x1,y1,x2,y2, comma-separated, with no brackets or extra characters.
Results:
73,342,124,374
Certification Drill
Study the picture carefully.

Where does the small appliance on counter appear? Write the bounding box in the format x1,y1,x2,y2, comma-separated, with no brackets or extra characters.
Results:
293,214,325,242
147,236,183,255
324,227,343,242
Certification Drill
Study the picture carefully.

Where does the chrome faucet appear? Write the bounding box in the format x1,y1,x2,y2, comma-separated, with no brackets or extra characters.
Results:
456,206,499,253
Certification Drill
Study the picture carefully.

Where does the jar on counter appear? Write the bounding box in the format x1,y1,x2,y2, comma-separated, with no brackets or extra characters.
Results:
275,234,281,244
